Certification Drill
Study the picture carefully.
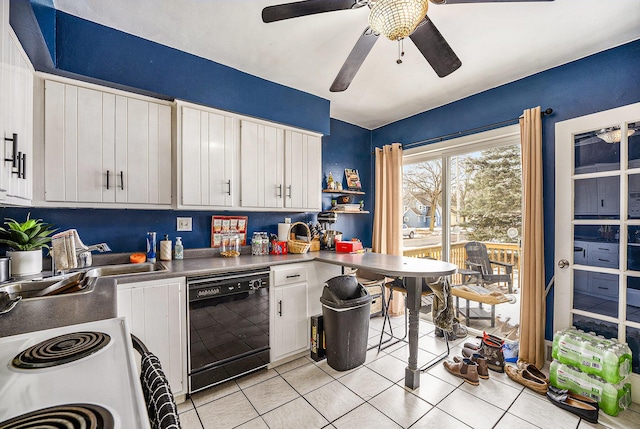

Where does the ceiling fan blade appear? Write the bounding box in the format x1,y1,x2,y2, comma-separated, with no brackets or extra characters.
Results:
409,17,461,78
429,0,553,4
330,27,379,92
262,0,359,23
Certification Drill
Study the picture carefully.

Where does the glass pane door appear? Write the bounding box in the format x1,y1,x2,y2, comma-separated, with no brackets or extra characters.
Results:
555,103,640,404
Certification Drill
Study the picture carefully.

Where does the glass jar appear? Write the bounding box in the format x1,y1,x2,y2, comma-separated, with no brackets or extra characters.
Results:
221,234,240,257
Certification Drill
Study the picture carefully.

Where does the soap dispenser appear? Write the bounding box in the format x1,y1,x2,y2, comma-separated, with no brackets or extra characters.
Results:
174,237,184,260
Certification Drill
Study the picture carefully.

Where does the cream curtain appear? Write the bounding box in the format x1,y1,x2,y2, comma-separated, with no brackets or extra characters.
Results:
373,143,404,315
519,106,546,368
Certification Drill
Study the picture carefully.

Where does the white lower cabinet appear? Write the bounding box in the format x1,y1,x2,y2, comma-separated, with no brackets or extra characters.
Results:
117,277,187,398
270,262,343,363
271,263,309,362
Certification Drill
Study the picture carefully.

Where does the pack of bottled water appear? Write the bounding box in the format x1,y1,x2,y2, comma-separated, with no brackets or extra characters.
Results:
550,327,633,416
550,360,631,416
551,327,632,384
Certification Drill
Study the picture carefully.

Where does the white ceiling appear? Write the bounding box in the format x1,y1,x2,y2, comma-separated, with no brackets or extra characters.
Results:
52,0,640,130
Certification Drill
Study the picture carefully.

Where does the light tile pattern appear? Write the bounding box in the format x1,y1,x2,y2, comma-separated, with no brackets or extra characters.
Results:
178,316,640,429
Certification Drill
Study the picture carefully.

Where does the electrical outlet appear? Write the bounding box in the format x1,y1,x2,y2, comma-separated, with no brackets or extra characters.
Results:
177,217,192,231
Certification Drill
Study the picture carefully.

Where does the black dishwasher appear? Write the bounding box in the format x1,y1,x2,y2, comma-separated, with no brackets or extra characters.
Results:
187,269,270,393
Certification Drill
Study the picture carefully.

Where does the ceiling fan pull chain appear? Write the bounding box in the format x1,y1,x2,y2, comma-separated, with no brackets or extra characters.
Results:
397,39,405,64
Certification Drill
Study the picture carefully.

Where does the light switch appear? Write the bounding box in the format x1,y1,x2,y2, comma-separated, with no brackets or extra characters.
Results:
177,217,192,231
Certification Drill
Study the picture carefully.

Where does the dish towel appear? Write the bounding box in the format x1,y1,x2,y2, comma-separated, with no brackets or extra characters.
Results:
51,229,88,271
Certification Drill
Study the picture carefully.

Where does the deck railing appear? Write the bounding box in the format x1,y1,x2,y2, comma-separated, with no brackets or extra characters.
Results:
403,240,521,288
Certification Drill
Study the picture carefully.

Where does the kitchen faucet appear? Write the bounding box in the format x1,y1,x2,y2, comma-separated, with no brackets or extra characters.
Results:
51,242,112,275
76,243,112,268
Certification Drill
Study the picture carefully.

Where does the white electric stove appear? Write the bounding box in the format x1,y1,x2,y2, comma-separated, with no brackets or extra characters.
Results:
0,317,151,428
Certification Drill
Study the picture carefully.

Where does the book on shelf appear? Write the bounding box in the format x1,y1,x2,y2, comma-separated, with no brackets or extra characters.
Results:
334,203,361,212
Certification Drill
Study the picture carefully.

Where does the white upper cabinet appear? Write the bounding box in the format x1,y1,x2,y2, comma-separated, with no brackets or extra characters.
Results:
43,78,172,207
177,102,238,208
284,130,321,211
240,119,322,211
240,120,284,209
1,2,33,206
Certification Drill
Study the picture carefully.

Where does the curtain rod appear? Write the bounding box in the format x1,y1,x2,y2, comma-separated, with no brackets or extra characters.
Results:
379,108,553,153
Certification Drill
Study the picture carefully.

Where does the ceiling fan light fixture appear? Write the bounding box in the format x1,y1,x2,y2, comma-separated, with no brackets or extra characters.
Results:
596,128,636,144
368,0,430,41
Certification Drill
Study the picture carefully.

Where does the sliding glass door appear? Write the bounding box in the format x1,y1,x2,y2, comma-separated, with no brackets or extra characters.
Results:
403,126,522,339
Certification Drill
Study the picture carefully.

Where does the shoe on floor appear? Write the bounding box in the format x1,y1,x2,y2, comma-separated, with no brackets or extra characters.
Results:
463,343,504,373
505,365,548,395
517,360,549,384
548,385,599,411
454,354,489,379
443,358,479,386
546,390,599,424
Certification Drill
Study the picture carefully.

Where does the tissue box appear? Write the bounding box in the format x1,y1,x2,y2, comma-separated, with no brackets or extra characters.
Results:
335,240,363,253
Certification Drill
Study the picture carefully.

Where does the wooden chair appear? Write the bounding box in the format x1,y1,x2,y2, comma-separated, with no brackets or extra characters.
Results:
464,241,514,294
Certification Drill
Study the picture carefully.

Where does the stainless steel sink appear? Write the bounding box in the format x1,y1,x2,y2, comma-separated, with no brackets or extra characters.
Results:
83,262,168,278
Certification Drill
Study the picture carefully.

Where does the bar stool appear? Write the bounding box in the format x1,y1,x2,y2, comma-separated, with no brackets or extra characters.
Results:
378,276,453,371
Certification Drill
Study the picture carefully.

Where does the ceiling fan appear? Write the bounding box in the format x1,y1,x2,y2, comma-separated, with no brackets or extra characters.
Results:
262,0,555,92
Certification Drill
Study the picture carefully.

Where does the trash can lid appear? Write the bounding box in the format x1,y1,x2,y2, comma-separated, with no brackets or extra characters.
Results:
320,283,371,308
325,275,360,300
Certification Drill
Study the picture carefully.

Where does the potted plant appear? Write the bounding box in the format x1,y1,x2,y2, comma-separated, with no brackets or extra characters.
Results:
0,214,57,276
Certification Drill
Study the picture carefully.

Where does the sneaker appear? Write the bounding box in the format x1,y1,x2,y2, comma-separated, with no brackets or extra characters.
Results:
443,358,479,386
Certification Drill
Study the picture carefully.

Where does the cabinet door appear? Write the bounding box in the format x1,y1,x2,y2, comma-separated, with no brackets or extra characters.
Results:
117,277,186,396
240,120,284,208
3,32,32,203
181,107,236,207
598,176,620,215
284,131,322,210
574,178,598,216
272,282,308,360
115,97,171,205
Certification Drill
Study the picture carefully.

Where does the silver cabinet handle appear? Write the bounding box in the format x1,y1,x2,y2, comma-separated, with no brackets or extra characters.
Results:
278,184,283,198
287,185,292,198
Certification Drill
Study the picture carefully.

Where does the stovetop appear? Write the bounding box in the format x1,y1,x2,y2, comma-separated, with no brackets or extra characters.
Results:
0,318,150,428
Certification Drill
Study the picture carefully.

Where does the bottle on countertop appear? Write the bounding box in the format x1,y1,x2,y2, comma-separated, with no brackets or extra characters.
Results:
174,237,184,260
146,232,157,263
160,234,172,261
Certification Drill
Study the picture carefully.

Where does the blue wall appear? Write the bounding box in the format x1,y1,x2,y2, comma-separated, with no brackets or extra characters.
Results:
0,208,313,254
322,119,373,245
3,1,376,254
373,39,640,339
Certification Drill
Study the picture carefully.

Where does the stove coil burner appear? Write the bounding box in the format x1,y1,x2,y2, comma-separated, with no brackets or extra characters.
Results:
12,331,111,369
0,403,114,428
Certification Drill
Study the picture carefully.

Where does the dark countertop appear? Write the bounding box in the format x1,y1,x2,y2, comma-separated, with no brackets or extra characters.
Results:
94,248,457,284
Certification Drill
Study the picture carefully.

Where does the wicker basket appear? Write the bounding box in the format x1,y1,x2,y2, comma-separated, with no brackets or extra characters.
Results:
287,222,311,254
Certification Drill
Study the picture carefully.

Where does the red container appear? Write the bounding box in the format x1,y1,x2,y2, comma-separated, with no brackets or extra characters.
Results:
335,240,363,253
270,241,288,255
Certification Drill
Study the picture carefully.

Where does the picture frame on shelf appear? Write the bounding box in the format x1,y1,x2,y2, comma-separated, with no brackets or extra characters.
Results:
345,168,362,190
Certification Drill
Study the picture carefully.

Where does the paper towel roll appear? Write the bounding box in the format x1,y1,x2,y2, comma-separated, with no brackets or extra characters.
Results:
278,223,291,241
159,240,172,261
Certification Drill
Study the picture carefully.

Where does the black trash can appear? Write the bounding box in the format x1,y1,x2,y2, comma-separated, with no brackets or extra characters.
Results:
320,275,372,371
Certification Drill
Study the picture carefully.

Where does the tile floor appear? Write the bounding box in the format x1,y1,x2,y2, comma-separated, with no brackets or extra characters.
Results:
177,316,640,429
